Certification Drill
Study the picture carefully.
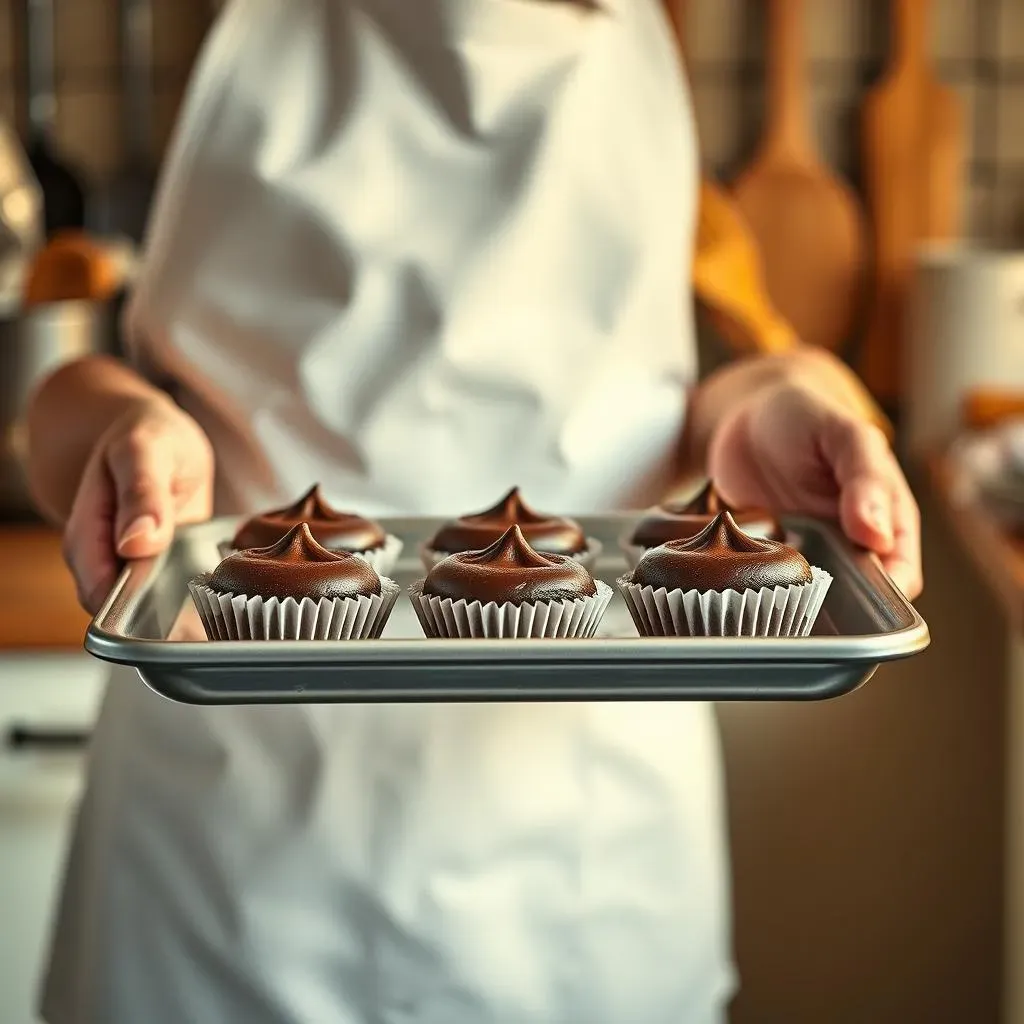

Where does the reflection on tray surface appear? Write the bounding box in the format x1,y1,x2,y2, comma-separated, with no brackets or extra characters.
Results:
166,601,209,643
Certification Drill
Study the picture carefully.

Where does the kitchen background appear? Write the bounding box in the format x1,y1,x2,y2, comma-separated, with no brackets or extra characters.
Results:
689,0,1024,245
0,1,1022,1023
0,0,207,184
1,0,1024,243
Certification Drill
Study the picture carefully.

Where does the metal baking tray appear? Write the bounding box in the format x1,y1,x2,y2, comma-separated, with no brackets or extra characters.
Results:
85,514,929,704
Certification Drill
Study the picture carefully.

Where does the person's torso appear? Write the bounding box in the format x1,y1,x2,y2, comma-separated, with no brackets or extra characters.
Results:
128,0,698,517
43,6,735,1023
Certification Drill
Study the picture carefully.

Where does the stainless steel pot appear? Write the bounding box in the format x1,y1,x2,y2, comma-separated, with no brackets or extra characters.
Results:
0,298,121,515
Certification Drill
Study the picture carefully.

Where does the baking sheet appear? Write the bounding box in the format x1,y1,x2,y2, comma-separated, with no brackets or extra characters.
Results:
85,514,929,704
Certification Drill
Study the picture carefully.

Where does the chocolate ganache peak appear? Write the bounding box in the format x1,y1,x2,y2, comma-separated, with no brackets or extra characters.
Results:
429,487,586,556
662,480,724,516
423,525,597,605
231,484,386,552
211,523,382,602
630,512,811,593
631,480,784,547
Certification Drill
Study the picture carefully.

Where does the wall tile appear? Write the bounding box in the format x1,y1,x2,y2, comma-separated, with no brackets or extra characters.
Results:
995,0,1024,62
973,81,999,165
992,175,1024,244
995,82,1024,165
808,0,872,64
733,71,765,172
152,0,209,73
0,89,16,128
809,71,863,177
940,76,978,177
690,78,746,173
0,82,17,130
152,82,186,159
687,0,758,66
934,0,978,63
52,89,120,180
55,0,118,85
0,0,14,74
966,182,995,240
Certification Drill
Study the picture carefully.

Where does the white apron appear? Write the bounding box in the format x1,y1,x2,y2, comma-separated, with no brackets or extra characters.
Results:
42,1,735,1021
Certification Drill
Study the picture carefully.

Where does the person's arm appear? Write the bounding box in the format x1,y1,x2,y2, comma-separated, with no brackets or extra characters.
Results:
683,345,891,472
680,345,922,598
25,354,214,610
25,355,176,523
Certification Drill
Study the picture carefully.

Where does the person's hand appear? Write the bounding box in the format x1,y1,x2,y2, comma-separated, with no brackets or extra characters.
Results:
706,380,922,599
64,398,214,612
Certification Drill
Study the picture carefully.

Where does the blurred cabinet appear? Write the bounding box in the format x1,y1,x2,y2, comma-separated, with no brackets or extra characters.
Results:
0,654,103,1024
1005,633,1024,1024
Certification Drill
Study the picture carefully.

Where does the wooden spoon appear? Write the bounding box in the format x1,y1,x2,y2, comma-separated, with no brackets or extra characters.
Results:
858,0,966,405
731,0,867,352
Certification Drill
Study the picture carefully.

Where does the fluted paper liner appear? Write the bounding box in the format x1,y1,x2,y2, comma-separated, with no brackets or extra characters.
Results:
619,527,802,570
420,537,602,573
218,533,403,576
189,574,400,641
348,533,403,575
408,579,613,639
616,565,831,637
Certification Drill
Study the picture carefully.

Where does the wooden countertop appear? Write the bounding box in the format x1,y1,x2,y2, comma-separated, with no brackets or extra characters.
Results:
0,525,90,650
929,455,1024,634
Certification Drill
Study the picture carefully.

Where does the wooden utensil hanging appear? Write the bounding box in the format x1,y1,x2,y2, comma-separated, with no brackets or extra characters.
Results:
858,0,966,406
693,181,800,354
731,0,867,353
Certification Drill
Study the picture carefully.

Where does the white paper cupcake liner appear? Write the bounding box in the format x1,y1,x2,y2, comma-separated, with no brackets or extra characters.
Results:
218,533,403,576
350,534,403,576
188,575,400,641
618,527,802,569
616,566,832,638
407,579,613,639
419,537,602,573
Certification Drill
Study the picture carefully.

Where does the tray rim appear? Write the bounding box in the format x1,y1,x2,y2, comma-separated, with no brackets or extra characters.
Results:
85,513,930,669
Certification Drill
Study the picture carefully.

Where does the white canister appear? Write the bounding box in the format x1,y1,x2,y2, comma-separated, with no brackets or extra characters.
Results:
905,245,1024,457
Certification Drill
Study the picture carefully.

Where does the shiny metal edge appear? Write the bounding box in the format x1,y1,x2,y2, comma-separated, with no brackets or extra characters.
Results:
86,514,930,669
131,664,880,705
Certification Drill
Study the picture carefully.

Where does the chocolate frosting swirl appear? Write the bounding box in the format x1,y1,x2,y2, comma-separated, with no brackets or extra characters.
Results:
630,481,784,547
423,525,597,605
232,484,386,552
629,512,811,593
211,523,382,601
429,487,586,555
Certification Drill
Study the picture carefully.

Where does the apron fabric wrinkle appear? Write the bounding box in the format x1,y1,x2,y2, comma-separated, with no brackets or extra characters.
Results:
41,1,735,1021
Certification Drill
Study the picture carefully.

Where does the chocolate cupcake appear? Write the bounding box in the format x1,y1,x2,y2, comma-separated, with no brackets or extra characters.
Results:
622,481,785,568
229,485,402,575
410,525,612,639
191,523,399,641
617,512,831,638
422,488,601,570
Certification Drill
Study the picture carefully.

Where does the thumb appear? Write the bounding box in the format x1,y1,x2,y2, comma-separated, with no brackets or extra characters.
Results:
819,415,897,554
106,432,177,559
